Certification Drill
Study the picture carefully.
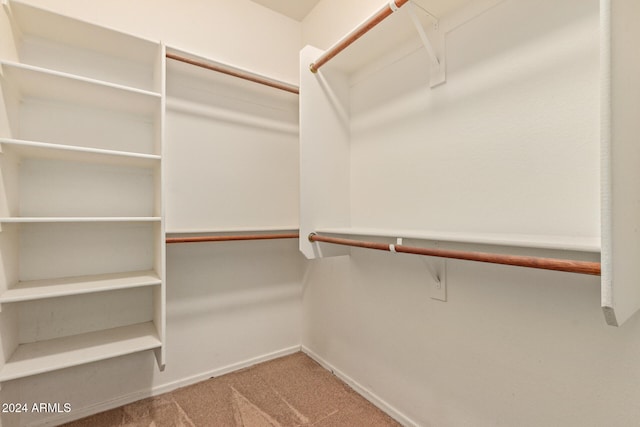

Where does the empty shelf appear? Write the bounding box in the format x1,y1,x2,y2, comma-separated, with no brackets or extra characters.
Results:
0,61,160,115
0,271,161,304
0,217,161,223
0,138,160,167
8,0,159,64
0,322,161,382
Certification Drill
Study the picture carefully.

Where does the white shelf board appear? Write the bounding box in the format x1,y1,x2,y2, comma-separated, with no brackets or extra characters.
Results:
166,225,299,235
0,61,160,115
0,322,161,382
0,270,161,304
0,217,161,223
316,227,601,253
8,0,159,64
0,138,161,167
166,46,299,94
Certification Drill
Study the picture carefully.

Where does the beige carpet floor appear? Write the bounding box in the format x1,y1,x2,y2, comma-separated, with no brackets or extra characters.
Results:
62,352,400,427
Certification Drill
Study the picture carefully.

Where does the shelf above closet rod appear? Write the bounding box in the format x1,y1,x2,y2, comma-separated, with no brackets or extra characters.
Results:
309,0,410,73
166,53,299,95
166,233,299,244
308,233,601,276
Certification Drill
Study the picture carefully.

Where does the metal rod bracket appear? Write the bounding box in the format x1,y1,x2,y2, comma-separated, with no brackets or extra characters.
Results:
406,1,446,87
422,257,447,301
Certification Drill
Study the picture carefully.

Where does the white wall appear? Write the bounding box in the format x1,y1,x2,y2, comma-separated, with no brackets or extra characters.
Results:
349,0,599,238
164,58,300,232
0,1,306,426
301,0,640,426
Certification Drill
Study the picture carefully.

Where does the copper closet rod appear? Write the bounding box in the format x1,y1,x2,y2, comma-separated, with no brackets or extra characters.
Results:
309,233,601,276
309,0,410,73
166,233,299,244
166,53,300,95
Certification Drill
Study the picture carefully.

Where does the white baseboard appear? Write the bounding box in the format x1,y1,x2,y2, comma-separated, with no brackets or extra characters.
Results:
150,345,301,396
301,345,419,427
28,345,301,427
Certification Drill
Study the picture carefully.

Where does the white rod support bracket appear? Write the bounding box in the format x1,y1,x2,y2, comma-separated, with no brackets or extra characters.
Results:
2,0,11,16
422,257,447,301
406,1,446,87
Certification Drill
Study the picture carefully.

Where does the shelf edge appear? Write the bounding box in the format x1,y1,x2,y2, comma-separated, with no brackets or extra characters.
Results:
316,227,601,253
0,322,161,383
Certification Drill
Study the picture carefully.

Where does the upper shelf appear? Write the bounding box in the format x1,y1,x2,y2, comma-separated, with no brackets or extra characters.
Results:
0,217,161,223
0,61,161,115
6,0,158,63
313,0,495,76
166,225,300,235
4,0,160,92
166,47,299,95
165,46,299,128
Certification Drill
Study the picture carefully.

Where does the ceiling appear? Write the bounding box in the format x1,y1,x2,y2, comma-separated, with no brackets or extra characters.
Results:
250,0,322,21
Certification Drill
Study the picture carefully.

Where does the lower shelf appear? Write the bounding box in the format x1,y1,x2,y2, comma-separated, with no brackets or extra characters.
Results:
0,322,161,383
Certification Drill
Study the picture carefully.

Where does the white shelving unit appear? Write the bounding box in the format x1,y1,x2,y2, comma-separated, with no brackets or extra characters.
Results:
0,0,166,383
298,1,627,323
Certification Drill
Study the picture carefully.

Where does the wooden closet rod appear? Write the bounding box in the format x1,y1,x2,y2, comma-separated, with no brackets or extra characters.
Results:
308,233,601,276
166,53,300,95
309,0,410,73
166,233,299,244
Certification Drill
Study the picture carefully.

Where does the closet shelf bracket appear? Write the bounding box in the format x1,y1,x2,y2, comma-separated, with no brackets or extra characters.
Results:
395,237,447,301
422,256,447,301
406,1,446,87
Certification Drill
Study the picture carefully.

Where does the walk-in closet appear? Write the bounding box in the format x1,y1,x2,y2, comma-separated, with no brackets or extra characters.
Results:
0,0,639,426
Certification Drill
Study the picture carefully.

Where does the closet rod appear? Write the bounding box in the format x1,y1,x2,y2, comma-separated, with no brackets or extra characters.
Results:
166,53,300,95
166,233,299,244
308,233,601,276
309,0,410,73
